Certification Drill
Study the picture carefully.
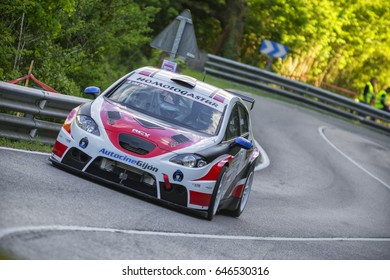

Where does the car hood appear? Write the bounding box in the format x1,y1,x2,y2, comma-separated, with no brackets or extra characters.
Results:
98,99,209,157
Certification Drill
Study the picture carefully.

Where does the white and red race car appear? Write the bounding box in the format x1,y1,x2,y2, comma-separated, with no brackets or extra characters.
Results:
50,66,259,220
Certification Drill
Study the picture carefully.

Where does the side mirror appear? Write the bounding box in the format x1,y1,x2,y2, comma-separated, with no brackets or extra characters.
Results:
231,137,252,150
84,86,101,99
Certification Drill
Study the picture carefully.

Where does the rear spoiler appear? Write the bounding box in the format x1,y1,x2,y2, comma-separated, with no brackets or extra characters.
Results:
225,89,256,110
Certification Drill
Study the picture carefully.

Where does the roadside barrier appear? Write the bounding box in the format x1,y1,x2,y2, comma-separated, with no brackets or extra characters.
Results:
1,55,389,145
0,82,87,144
205,54,390,133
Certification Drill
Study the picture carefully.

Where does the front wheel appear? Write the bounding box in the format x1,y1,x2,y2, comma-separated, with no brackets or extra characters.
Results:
230,165,255,217
207,166,228,221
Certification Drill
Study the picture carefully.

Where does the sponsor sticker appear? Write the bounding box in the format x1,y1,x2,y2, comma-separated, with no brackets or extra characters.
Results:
173,170,184,182
132,128,150,138
79,137,89,149
132,75,226,112
99,148,158,172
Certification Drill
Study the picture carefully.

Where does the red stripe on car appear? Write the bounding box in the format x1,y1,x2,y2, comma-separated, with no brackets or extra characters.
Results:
139,70,152,76
213,94,225,103
52,141,68,158
194,156,234,181
163,174,172,190
190,190,212,206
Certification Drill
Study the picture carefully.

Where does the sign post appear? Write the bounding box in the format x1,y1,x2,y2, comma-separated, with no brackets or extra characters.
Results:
150,9,200,71
169,14,189,61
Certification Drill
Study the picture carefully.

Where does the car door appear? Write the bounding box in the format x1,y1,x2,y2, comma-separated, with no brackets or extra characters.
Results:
222,102,250,194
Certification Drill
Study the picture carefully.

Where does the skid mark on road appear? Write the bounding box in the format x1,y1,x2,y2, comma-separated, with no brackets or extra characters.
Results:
318,126,390,191
1,225,389,243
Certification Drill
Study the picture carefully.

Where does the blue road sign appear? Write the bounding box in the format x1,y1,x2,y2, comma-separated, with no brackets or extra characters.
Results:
260,40,289,59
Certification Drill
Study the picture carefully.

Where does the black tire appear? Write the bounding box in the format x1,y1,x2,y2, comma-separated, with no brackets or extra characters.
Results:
207,166,228,221
229,164,255,217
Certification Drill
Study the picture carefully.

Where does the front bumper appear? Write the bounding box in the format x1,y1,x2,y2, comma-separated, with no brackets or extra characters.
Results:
50,122,218,213
49,154,209,219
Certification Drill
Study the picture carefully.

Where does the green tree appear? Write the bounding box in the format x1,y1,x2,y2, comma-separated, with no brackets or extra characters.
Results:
0,0,158,94
242,0,390,94
137,0,249,60
2,0,390,97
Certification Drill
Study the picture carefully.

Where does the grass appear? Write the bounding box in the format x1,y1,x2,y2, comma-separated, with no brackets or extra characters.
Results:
182,68,309,106
0,138,52,153
182,68,267,97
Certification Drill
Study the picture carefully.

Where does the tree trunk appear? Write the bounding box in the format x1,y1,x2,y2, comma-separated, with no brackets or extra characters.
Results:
213,0,248,60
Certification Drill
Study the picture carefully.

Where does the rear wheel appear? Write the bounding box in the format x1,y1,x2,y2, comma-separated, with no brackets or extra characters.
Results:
207,166,228,221
230,165,255,217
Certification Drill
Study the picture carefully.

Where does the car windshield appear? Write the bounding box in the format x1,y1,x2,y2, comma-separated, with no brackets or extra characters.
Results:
106,80,224,135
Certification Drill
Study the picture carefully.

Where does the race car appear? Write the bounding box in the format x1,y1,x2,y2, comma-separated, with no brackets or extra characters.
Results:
50,66,260,220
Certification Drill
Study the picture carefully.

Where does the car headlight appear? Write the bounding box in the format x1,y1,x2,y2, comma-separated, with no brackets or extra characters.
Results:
76,115,100,136
170,154,208,168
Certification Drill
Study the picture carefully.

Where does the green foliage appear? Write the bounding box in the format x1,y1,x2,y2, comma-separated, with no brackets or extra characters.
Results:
242,0,390,93
135,0,238,56
0,138,52,153
0,0,158,94
1,0,390,97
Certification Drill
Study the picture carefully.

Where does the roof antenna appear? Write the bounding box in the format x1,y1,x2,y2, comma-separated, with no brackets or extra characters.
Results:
202,70,207,82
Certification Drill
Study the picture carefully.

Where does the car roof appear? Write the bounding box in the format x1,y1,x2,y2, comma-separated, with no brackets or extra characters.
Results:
132,66,236,106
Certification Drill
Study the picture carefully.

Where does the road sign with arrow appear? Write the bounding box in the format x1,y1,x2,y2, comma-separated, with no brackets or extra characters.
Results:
260,39,289,59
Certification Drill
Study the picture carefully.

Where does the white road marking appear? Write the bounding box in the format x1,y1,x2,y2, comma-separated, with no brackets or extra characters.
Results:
318,126,390,191
254,140,270,172
2,134,388,244
0,146,50,156
0,225,389,242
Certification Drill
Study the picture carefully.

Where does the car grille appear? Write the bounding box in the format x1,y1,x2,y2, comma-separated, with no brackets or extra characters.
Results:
119,133,155,155
86,156,158,197
62,148,92,170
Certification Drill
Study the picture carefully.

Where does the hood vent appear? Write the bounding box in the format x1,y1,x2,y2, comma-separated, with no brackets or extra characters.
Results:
107,111,121,125
135,117,163,129
171,76,197,88
119,134,155,155
171,134,191,144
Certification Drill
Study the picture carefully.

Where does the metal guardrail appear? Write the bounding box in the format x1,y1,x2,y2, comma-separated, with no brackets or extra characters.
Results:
1,55,389,145
205,54,390,133
0,82,88,144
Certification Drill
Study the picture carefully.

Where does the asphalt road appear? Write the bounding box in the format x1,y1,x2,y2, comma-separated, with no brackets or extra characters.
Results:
1,94,389,259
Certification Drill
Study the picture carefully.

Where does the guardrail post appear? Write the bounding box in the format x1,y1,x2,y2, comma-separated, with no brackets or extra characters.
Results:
38,99,47,110
30,128,37,138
